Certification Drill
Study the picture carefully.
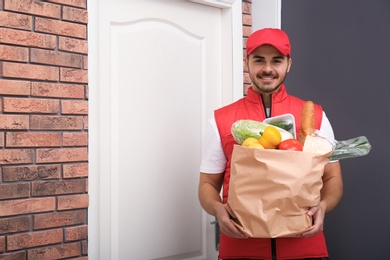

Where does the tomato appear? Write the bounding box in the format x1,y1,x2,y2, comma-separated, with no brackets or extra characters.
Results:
278,139,303,151
259,126,282,149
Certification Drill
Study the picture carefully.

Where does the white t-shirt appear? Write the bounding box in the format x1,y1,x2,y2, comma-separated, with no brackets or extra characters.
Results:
200,111,335,174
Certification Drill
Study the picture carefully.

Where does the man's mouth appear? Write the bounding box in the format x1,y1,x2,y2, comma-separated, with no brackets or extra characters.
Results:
260,75,276,82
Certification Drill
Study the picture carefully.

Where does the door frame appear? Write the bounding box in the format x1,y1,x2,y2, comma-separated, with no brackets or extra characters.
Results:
87,0,280,258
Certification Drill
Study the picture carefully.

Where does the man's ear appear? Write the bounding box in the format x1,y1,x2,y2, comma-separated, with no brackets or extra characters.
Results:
287,57,292,73
244,56,249,70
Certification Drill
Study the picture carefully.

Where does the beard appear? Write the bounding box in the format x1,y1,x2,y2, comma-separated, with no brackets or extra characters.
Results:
252,81,283,94
251,68,289,94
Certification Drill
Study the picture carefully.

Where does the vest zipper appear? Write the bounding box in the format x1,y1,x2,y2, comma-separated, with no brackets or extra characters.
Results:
271,238,277,260
260,94,272,118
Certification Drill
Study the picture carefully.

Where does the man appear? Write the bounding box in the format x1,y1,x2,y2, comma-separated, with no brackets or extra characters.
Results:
198,28,343,259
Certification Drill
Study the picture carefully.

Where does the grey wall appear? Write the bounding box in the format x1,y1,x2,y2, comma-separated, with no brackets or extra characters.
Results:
281,1,390,259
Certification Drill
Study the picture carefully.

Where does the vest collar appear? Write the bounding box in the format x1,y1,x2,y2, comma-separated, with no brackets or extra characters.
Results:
246,84,288,104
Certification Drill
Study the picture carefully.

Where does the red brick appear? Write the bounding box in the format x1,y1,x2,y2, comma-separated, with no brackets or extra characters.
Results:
0,182,29,200
27,242,81,259
0,28,56,49
81,240,87,255
0,45,29,62
31,82,84,99
242,2,251,14
7,229,63,251
2,164,61,182
30,115,83,130
0,80,30,96
83,115,88,129
0,132,4,147
0,251,26,259
4,0,61,19
0,197,55,217
243,72,251,84
32,179,86,196
2,97,59,114
30,48,82,68
0,62,59,81
60,68,88,83
63,6,88,24
34,209,86,229
65,225,87,241
63,163,88,178
36,147,88,163
0,149,34,165
0,11,32,30
46,0,86,8
74,257,88,260
6,132,62,147
0,236,5,252
243,26,252,38
61,100,88,114
59,36,88,54
0,216,30,235
243,14,252,26
0,115,29,130
63,132,88,146
35,17,86,39
58,194,89,210
83,55,88,69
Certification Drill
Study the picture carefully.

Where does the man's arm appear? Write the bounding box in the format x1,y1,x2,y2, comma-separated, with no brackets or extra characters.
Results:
198,172,223,216
302,161,343,237
320,161,344,213
198,172,248,238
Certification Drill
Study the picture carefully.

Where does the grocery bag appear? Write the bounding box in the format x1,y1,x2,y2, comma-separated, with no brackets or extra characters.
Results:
228,144,329,238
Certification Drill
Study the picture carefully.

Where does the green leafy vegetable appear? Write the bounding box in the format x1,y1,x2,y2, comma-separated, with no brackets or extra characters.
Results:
269,121,293,132
329,136,372,161
231,120,293,144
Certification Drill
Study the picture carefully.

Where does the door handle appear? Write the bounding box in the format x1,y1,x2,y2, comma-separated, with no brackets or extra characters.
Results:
211,218,220,251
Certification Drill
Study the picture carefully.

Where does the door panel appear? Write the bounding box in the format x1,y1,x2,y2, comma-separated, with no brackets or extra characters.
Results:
96,0,227,259
113,20,204,259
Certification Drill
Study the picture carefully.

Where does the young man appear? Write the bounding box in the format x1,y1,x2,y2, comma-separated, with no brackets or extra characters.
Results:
198,28,343,260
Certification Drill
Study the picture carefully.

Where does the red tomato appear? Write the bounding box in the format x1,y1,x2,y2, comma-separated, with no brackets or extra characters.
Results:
278,139,303,151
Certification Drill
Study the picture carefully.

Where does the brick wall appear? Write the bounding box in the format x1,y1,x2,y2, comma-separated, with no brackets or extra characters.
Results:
242,0,252,94
0,0,88,259
0,0,251,258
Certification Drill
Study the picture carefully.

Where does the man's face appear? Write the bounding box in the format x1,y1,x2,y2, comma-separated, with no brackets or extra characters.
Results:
246,44,292,95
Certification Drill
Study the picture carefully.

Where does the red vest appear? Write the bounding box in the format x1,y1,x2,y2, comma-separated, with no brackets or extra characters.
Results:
214,85,328,259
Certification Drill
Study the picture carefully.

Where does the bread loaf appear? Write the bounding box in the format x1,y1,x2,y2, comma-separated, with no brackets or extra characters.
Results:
303,135,333,157
298,101,315,144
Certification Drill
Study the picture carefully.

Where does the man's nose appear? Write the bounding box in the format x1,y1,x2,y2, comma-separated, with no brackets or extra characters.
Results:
262,63,272,73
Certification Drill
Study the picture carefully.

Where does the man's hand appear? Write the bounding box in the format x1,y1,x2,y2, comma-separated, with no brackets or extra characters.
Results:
301,202,327,237
215,203,248,239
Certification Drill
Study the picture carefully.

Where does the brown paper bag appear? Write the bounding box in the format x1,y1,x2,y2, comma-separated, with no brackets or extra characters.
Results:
228,145,329,238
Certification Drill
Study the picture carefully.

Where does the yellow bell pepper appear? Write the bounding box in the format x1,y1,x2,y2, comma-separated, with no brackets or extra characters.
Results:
259,125,282,149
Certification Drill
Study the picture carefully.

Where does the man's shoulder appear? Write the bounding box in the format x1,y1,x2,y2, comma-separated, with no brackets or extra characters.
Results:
215,97,246,113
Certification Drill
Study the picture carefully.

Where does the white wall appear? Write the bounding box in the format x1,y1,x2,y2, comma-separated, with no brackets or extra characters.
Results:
252,0,281,30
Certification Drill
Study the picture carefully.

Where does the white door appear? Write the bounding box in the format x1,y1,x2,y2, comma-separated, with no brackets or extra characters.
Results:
88,0,243,259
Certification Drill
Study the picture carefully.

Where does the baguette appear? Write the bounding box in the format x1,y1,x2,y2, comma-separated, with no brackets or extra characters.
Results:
298,101,315,144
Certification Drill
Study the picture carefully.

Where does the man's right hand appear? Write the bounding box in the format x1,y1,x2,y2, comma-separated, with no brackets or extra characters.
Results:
215,203,248,239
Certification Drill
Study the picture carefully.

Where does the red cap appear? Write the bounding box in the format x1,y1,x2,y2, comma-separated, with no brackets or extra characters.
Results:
246,28,291,56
